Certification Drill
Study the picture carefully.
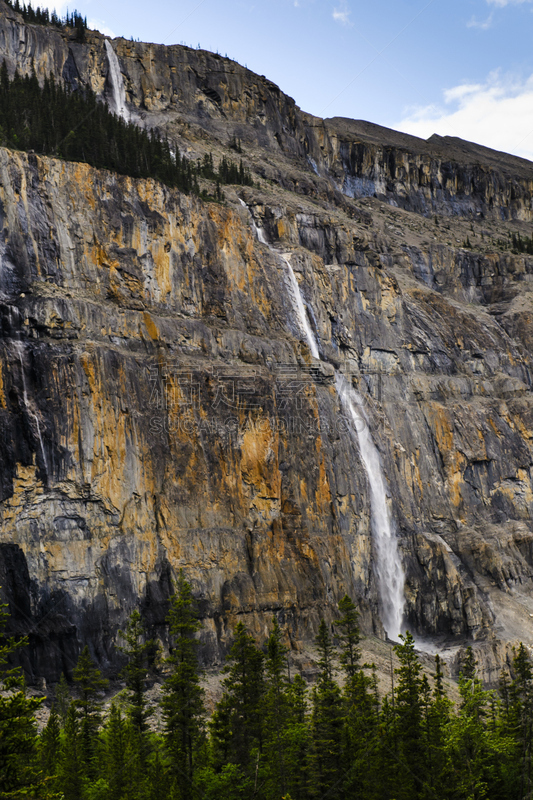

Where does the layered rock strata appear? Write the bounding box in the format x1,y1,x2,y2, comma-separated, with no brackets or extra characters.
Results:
0,2,533,683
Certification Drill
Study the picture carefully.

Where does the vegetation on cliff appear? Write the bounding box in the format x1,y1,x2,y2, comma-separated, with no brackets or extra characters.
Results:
0,597,44,799
0,62,254,198
4,0,88,39
510,231,533,255
2,578,533,800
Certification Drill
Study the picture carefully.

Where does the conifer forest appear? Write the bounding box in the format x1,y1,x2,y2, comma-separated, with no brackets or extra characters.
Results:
0,62,253,198
2,575,533,800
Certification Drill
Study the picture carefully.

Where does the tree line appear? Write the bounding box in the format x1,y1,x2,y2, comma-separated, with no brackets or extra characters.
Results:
0,63,254,200
2,574,533,800
510,231,533,255
4,0,88,37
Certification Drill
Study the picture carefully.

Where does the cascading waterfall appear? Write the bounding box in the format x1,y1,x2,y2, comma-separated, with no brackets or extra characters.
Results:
241,199,406,640
13,340,49,480
238,198,268,244
335,374,405,639
105,40,130,122
238,200,318,357
280,254,320,360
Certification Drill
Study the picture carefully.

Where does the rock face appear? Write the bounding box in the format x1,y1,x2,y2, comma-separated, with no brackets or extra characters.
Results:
1,2,533,684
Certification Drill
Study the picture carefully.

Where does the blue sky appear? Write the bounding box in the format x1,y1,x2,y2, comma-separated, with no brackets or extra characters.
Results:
45,0,533,159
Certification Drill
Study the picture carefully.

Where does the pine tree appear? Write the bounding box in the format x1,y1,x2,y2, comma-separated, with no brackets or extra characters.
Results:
508,643,533,798
118,609,155,739
309,620,344,798
499,668,512,721
72,645,109,777
423,654,453,799
0,595,43,799
0,61,201,194
335,594,361,678
335,595,380,798
210,622,265,783
54,672,71,726
262,617,290,799
446,665,513,800
121,717,153,800
376,694,400,800
58,702,84,800
392,631,426,799
460,645,477,681
105,702,126,800
160,572,205,799
39,705,61,791
284,673,311,800
145,748,172,800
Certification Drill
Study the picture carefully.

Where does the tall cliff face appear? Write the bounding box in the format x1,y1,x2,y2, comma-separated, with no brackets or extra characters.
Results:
1,2,533,683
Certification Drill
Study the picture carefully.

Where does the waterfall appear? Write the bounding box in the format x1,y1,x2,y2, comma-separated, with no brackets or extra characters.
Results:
105,40,130,122
241,198,406,640
280,254,320,360
238,198,268,244
335,373,405,640
13,341,49,480
238,200,318,357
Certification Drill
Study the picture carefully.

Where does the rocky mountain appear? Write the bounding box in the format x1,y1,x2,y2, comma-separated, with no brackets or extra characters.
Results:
1,0,533,685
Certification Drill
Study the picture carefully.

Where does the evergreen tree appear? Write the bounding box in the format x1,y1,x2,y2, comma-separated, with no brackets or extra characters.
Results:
335,594,361,678
160,572,205,799
54,672,71,726
146,748,172,800
72,645,109,777
460,645,477,681
210,622,265,784
58,702,84,800
39,705,61,792
392,631,427,799
309,620,344,798
120,718,153,800
262,617,289,798
0,595,43,799
498,668,512,721
446,667,512,800
284,673,311,800
0,63,198,193
118,609,155,739
105,702,126,800
376,693,400,800
423,654,453,800
508,643,533,798
335,595,380,798
343,668,381,798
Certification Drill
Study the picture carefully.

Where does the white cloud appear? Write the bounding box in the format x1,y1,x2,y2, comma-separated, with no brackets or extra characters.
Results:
333,2,352,26
88,18,116,37
41,1,69,13
466,0,533,28
486,0,533,5
395,71,533,162
467,13,494,28
443,83,484,102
